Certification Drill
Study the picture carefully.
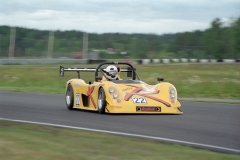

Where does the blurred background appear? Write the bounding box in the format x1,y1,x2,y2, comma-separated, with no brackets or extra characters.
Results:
0,0,239,60
0,2,240,158
0,18,240,60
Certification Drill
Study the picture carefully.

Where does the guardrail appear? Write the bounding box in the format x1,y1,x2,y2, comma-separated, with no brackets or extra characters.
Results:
0,59,107,65
137,59,240,65
0,58,239,65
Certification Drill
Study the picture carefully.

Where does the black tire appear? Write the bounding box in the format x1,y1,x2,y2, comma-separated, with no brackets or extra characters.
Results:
98,88,106,114
66,84,74,110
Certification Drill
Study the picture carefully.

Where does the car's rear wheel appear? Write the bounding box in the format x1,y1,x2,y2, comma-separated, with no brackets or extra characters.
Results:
98,88,106,114
66,84,74,110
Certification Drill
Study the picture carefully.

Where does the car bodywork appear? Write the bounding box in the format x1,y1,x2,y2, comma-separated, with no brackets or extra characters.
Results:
60,62,182,114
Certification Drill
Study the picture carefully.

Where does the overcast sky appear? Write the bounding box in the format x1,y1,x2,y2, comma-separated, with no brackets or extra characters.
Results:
0,0,239,34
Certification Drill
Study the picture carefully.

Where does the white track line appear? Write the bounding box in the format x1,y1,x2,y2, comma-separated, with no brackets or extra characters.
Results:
1,118,239,154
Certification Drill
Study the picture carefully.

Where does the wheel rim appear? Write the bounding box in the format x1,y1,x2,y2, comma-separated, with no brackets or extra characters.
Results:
66,88,71,105
66,95,71,105
98,90,103,110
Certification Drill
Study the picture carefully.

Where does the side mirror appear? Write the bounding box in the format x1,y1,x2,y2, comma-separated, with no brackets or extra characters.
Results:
157,77,164,82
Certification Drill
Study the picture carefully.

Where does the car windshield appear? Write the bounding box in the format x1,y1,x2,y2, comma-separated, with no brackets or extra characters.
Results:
111,79,143,84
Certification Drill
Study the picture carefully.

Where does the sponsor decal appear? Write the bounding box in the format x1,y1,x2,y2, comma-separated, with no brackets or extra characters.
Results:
136,107,161,112
60,67,64,76
76,94,80,106
132,97,147,104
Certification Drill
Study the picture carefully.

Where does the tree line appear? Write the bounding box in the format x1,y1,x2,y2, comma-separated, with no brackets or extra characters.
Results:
0,17,239,59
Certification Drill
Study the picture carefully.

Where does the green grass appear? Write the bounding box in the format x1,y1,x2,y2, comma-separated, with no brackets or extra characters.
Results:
0,63,239,99
0,64,239,159
0,120,239,160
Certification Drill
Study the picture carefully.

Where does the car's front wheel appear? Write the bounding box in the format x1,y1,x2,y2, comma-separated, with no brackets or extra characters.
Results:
98,88,106,114
66,84,74,110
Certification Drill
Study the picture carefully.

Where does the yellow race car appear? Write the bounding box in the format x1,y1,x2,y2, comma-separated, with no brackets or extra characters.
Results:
60,62,182,114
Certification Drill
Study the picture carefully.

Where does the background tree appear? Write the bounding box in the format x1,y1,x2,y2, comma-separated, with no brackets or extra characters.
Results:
232,18,240,58
0,17,239,59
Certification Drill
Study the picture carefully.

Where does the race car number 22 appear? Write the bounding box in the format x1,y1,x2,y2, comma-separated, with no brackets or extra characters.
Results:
132,97,147,104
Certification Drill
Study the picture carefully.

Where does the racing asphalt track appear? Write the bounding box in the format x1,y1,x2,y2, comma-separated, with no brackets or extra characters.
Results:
0,91,239,154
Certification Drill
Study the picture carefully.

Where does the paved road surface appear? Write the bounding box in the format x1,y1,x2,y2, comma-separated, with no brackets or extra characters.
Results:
0,91,239,154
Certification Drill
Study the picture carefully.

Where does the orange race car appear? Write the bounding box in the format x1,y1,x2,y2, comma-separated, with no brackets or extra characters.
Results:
60,62,182,114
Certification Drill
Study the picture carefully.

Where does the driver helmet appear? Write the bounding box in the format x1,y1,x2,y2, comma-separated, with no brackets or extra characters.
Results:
105,65,118,80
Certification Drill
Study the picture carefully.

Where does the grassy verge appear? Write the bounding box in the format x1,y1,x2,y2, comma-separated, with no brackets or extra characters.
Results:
0,120,239,160
0,64,239,158
0,63,239,99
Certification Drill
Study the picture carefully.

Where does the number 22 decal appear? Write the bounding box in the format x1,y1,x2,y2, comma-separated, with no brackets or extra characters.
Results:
132,97,147,104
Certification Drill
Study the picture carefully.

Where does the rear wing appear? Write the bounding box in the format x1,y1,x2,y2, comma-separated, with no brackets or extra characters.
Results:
60,66,96,78
60,65,136,80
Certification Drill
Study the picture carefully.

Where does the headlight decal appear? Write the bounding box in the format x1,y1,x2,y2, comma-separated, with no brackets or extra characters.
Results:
169,87,177,104
113,94,118,99
108,86,121,102
109,87,115,93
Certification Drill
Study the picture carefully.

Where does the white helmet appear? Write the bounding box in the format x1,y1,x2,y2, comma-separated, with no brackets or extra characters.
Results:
105,65,118,80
